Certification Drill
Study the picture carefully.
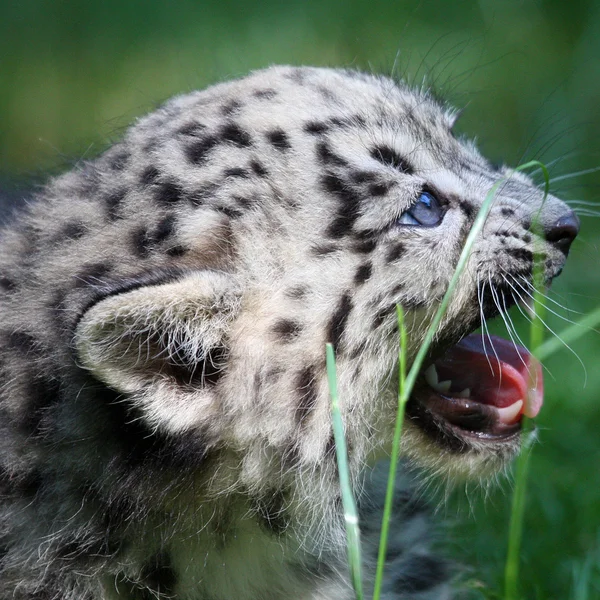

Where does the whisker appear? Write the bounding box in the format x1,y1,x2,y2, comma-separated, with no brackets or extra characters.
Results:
549,166,600,183
564,200,600,207
477,275,496,375
483,274,504,381
489,277,528,374
499,285,530,352
502,268,585,316
506,277,587,383
571,209,600,218
513,275,598,331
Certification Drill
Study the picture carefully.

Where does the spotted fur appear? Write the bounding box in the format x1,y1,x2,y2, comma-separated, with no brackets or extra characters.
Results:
0,66,576,599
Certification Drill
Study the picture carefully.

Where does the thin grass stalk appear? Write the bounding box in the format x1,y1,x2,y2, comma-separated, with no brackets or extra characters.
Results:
326,342,364,600
373,164,543,597
398,160,544,405
536,304,600,361
370,161,550,598
372,306,408,600
504,161,550,600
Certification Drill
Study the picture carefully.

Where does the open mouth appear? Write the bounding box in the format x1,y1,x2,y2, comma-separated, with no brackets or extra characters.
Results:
407,334,543,445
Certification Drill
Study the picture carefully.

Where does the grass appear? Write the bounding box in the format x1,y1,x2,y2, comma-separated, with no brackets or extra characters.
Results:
327,164,600,600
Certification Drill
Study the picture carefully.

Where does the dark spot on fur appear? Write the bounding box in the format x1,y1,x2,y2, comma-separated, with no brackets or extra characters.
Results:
155,181,184,205
7,331,38,354
249,160,268,177
141,551,177,595
233,195,255,209
386,243,406,263
178,122,206,136
501,207,515,218
392,555,448,593
272,319,302,343
253,88,277,99
109,150,129,171
316,141,347,166
321,174,362,239
507,247,534,263
154,215,176,244
216,205,244,219
0,277,16,292
327,293,353,351
354,263,372,285
20,375,62,436
304,121,329,135
351,170,377,184
74,262,113,287
266,129,291,151
61,221,87,240
391,283,405,296
254,491,288,535
352,238,377,254
459,201,474,219
285,285,308,299
186,136,219,164
189,182,219,206
312,244,338,256
295,366,318,425
166,245,188,257
221,99,242,116
224,167,249,178
131,226,152,258
141,166,160,185
372,307,391,330
370,145,413,173
105,188,127,221
220,123,252,147
369,182,393,196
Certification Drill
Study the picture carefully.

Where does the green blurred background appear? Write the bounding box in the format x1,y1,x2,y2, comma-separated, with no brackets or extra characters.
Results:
1,1,599,598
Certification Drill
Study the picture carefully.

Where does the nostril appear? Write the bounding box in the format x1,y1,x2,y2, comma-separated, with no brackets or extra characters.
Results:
544,211,580,254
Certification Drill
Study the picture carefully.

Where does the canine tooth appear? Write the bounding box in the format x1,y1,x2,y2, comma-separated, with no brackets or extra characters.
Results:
496,400,524,425
457,388,471,398
435,380,452,393
425,364,439,387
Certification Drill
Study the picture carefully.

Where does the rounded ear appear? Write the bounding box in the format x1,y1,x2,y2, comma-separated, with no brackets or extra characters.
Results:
75,271,241,395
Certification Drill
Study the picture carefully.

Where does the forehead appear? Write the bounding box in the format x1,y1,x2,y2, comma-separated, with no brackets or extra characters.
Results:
183,67,454,144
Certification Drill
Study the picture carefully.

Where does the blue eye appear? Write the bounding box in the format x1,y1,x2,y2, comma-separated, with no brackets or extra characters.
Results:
397,191,444,227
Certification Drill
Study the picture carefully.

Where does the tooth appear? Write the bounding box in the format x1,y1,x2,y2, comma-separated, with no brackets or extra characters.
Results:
496,400,524,425
457,388,471,398
435,380,452,393
425,364,439,387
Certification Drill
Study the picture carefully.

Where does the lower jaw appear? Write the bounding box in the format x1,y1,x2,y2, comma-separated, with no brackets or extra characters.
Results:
405,388,522,453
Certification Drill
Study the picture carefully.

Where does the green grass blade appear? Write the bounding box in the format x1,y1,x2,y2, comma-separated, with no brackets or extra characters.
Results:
326,342,364,600
372,305,408,600
504,160,549,600
536,304,600,361
373,164,544,597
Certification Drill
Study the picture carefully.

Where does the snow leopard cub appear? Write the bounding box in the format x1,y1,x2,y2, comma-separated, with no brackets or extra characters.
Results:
0,66,578,599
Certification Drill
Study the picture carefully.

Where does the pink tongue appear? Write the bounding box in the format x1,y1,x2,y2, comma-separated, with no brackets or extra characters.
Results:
434,335,543,419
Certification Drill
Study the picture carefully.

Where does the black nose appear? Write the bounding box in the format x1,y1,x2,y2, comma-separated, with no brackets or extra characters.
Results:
544,210,580,255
